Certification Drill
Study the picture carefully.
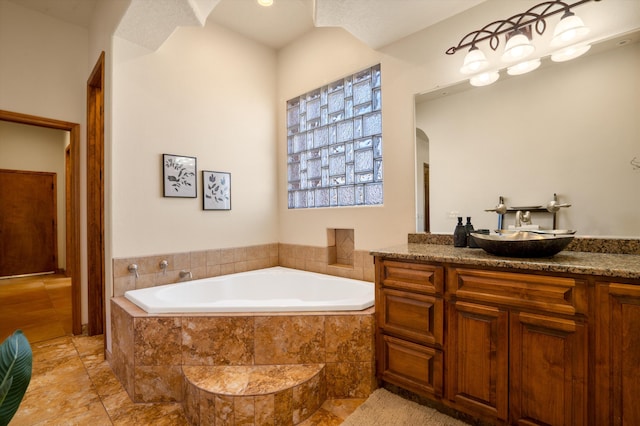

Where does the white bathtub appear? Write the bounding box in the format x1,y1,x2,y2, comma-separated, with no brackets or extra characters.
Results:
124,266,374,313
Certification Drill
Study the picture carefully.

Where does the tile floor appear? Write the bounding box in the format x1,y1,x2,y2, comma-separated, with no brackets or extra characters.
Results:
0,274,365,425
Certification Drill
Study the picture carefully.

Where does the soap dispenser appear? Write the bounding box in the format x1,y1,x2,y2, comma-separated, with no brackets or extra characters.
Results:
464,216,474,247
454,217,467,247
465,217,474,245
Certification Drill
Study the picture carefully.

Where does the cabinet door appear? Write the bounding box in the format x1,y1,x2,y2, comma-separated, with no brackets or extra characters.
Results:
378,334,443,398
595,283,640,426
447,301,509,421
509,312,587,426
377,259,443,295
378,287,443,345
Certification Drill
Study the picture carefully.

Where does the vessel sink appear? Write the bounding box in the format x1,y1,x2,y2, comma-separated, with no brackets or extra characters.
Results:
470,230,575,258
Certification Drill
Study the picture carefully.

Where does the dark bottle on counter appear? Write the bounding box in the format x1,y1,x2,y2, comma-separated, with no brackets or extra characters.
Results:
465,217,474,246
453,217,467,247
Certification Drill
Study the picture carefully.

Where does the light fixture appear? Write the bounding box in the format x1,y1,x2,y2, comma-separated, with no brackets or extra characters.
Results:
507,58,541,75
460,46,489,74
445,0,598,85
470,71,500,87
257,0,273,6
551,43,591,62
501,31,535,62
551,11,589,47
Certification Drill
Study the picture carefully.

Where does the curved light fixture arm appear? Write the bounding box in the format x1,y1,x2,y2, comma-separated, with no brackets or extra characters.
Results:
446,0,598,55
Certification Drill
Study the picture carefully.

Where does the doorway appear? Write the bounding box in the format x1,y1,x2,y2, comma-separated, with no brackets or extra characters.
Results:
0,109,82,335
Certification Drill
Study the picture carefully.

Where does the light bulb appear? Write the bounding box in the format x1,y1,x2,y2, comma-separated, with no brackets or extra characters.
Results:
257,0,273,6
507,58,541,76
460,47,489,75
551,44,591,62
501,33,535,62
551,12,589,47
470,71,500,87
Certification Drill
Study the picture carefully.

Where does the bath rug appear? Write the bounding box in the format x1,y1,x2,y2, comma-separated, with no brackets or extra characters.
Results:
341,388,470,426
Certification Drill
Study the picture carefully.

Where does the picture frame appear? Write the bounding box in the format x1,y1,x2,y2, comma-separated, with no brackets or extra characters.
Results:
163,154,197,198
203,170,231,210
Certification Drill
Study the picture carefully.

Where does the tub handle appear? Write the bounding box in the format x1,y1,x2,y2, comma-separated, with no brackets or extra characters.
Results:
128,264,139,279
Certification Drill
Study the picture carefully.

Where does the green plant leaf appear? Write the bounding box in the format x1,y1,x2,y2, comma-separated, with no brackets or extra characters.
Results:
0,330,32,426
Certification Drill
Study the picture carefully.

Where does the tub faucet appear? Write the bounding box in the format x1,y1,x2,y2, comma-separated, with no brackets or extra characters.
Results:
179,270,192,280
128,264,139,279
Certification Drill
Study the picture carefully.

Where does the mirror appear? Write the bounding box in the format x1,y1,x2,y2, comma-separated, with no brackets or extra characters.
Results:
414,32,640,238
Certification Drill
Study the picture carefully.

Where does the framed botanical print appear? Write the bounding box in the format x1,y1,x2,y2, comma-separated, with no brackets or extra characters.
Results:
163,154,197,198
203,170,231,210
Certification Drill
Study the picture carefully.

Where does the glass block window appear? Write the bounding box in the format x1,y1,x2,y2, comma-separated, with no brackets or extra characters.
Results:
287,64,383,209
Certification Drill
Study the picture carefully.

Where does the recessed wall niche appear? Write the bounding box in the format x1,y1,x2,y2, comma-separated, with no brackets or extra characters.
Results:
327,228,354,267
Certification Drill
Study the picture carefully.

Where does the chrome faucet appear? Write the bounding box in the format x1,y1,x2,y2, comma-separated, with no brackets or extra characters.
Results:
515,210,532,228
128,264,139,279
179,270,192,280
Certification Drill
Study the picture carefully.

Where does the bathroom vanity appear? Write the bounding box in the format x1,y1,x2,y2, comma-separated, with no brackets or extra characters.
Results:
371,243,640,426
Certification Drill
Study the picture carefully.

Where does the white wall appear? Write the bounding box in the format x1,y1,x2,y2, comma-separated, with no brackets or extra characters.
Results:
0,121,68,268
277,28,416,250
417,42,640,237
111,22,278,258
0,0,88,122
0,0,91,321
1,0,638,337
277,0,640,247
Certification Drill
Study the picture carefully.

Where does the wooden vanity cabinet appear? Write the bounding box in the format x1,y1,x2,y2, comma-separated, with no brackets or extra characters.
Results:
447,267,588,426
375,259,444,398
595,281,640,426
375,256,640,425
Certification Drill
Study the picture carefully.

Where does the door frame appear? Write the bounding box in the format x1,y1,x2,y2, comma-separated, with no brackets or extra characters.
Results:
423,163,430,233
0,109,82,335
87,52,105,336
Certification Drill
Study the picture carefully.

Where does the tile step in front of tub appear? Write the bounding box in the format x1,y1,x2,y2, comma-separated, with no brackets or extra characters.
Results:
182,364,327,425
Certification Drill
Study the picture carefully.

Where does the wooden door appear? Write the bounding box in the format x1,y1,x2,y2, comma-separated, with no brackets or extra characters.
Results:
0,169,57,276
509,311,587,426
595,283,640,426
447,301,509,422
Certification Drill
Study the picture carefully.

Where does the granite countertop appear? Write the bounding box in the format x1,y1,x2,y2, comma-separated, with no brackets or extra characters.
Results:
370,243,640,280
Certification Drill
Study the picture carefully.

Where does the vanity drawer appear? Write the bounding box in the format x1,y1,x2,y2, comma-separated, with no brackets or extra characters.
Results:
377,259,443,295
378,287,443,345
377,334,443,398
448,267,587,315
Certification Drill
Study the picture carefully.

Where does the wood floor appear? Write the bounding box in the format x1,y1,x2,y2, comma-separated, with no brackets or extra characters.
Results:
0,273,72,343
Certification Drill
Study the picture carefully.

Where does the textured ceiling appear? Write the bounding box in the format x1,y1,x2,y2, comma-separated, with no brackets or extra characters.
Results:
115,0,221,51
7,0,487,51
313,0,486,49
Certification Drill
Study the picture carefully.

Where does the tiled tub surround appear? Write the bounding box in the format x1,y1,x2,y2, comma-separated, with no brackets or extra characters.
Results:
112,243,375,297
110,297,375,424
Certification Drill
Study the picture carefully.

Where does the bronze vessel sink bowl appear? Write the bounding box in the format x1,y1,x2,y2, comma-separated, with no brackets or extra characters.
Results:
470,230,575,258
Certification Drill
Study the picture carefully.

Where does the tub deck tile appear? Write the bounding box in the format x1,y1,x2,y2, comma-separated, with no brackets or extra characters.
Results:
183,364,324,396
183,364,327,425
